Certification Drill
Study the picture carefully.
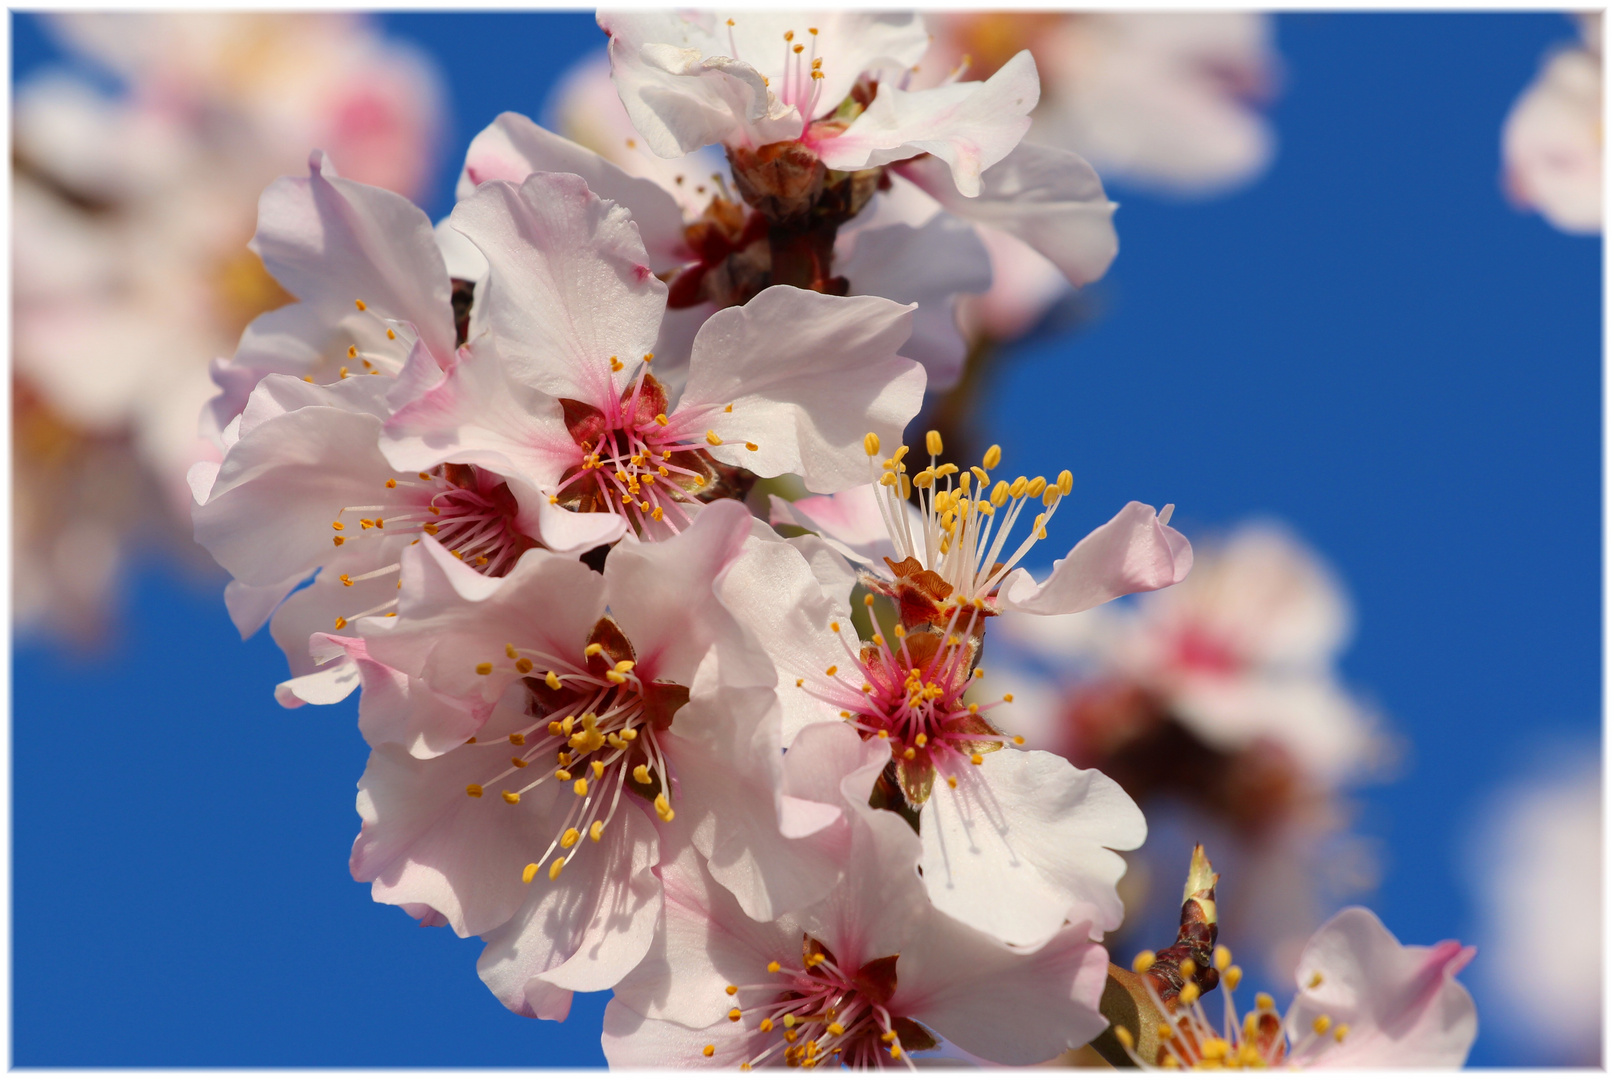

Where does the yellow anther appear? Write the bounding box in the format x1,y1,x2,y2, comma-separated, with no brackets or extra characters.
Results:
386,328,396,340
1224,965,1243,991
1214,945,1232,970
347,345,358,359
825,665,838,676
354,299,368,311
510,757,527,769
1202,1037,1230,1060
548,858,565,881
654,793,674,821
744,441,759,452
706,430,724,446
385,478,397,488
1133,951,1157,974
589,820,605,842
1312,1015,1332,1036
1114,1027,1134,1051
522,863,539,883
1178,983,1201,1007
1027,475,1047,498
863,432,881,456
1158,1023,1173,1041
592,761,605,779
782,1014,796,1028
1334,1024,1350,1042
880,1031,897,1043
1252,992,1276,1013
555,769,572,782
1057,469,1073,496
501,790,520,804
514,658,534,674
465,784,484,798
1179,958,1197,979
827,1022,845,1036
902,747,916,760
333,536,346,547
990,480,1011,506
651,507,664,521
1003,693,1015,703
560,828,581,849
759,1018,775,1033
632,764,651,784
421,523,437,535
968,466,987,488
914,733,928,748
925,430,943,456
606,671,627,685
970,753,984,765
1008,476,1028,499
610,356,624,372
767,961,782,974
946,776,958,788
338,367,349,380
982,444,1002,469
475,662,493,675
879,470,897,488
1308,972,1324,989
573,778,589,796
913,469,935,489
1012,735,1026,745
339,574,353,587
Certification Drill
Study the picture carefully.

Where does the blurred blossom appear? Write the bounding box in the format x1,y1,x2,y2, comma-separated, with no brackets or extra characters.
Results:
1466,749,1602,1064
989,521,1387,974
920,13,1280,346
1502,13,1602,234
12,12,445,640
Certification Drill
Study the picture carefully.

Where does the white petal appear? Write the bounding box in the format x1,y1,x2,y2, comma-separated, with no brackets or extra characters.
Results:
818,51,1039,197
918,748,1145,946
896,140,1118,288
459,111,693,274
678,286,924,492
1000,501,1193,616
448,172,667,405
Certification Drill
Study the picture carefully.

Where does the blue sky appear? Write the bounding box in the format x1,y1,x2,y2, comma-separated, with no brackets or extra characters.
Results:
12,11,1599,1068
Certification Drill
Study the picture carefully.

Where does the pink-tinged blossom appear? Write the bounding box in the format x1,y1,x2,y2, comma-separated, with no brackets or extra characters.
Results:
207,152,460,435
603,722,1112,1068
719,523,1147,948
393,170,925,542
346,501,786,1018
1120,907,1475,1069
771,432,1190,627
1000,522,1376,789
1503,14,1602,235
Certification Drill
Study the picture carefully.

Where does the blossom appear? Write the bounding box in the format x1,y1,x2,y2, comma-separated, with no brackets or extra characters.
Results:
1108,849,1476,1069
719,514,1148,947
387,169,926,543
12,13,442,638
771,430,1190,628
592,11,1120,378
602,721,1112,1068
999,521,1377,793
1465,750,1600,1063
1503,14,1602,235
346,500,785,1018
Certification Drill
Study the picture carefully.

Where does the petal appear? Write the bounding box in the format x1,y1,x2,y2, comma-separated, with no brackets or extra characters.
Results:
895,917,1110,1064
476,801,662,1012
221,573,306,640
351,740,564,937
251,150,456,364
448,172,667,405
1287,907,1478,1068
459,111,693,274
999,501,1193,616
895,140,1118,288
838,212,992,391
768,484,909,571
918,748,1145,946
818,51,1039,197
602,498,761,688
677,286,925,493
380,336,578,490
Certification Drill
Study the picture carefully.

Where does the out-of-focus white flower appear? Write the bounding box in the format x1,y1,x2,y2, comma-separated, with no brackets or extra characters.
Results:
13,13,444,638
1003,522,1376,788
602,722,1112,1067
1503,13,1602,235
1466,750,1601,1063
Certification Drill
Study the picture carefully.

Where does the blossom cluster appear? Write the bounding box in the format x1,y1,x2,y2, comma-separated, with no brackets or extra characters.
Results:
189,10,1477,1067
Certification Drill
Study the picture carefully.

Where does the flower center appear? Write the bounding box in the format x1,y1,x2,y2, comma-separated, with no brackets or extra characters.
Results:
715,938,932,1070
795,603,1023,807
862,430,1074,626
466,617,687,884
553,369,757,533
328,463,537,629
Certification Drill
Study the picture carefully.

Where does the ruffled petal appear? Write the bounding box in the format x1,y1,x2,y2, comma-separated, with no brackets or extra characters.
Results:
918,747,1145,946
999,501,1192,616
677,286,924,493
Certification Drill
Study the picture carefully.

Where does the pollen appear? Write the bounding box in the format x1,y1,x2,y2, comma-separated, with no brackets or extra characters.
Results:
1214,945,1232,970
573,778,589,796
702,1046,715,1058
549,858,565,881
465,784,484,798
522,863,539,883
767,961,782,973
706,430,724,446
561,828,581,848
502,790,520,804
1224,965,1243,990
1132,951,1156,973
1312,1015,1332,1036
1178,983,1201,1007
1255,993,1276,1012
729,1008,742,1022
653,793,674,822
864,432,881,456
589,820,605,842
476,662,493,675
